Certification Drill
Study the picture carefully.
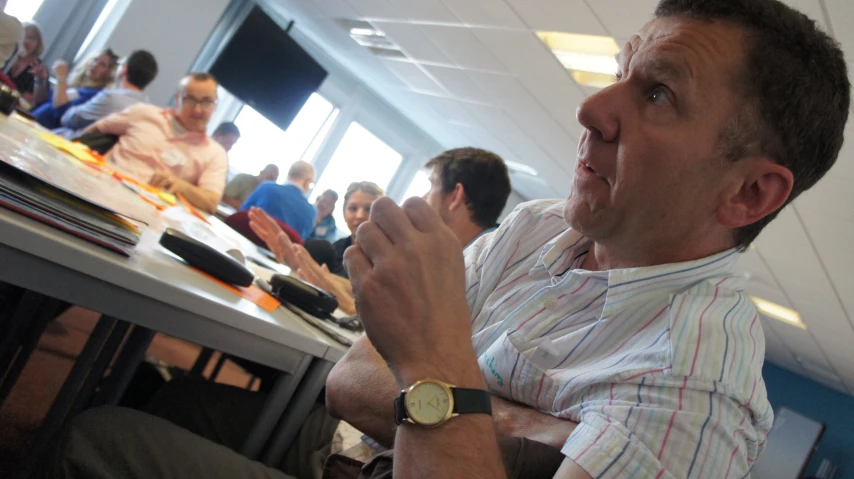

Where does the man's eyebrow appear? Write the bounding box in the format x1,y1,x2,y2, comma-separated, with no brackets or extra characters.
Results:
648,57,694,82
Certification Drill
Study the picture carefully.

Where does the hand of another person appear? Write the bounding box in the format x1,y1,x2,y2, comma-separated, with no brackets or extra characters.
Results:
248,207,298,270
344,197,475,386
294,245,356,315
30,61,48,80
149,171,190,195
51,60,69,82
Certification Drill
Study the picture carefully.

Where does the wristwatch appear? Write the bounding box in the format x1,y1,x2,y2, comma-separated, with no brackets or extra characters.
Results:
394,378,492,428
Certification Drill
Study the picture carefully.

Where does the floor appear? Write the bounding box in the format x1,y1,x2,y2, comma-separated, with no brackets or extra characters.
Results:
0,306,255,473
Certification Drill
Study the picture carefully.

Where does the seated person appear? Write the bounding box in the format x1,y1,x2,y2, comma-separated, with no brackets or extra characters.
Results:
254,148,512,314
56,49,158,136
4,22,46,105
241,161,316,240
32,48,118,129
89,72,228,213
51,1,850,478
211,121,241,152
307,189,338,242
221,164,279,209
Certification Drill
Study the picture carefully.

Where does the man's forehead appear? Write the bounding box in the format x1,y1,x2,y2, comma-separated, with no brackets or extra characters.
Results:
182,79,217,97
619,17,746,76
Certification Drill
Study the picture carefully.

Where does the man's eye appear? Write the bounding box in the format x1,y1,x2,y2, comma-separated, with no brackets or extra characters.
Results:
649,86,669,104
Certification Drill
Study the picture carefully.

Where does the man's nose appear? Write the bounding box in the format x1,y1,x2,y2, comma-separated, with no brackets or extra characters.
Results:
576,84,621,143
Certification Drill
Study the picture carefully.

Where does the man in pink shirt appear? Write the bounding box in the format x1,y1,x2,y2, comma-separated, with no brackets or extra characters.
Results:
91,72,228,212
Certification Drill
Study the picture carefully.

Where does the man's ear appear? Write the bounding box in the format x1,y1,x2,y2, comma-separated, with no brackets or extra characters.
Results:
716,158,794,229
447,183,466,212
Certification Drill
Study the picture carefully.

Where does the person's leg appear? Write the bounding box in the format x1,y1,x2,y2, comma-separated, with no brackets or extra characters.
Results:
51,406,293,479
144,376,340,478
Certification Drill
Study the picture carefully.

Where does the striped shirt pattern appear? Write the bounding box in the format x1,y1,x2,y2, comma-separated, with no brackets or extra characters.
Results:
466,200,773,479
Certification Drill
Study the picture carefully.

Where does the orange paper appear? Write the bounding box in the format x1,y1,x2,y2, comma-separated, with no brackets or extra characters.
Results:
191,267,281,312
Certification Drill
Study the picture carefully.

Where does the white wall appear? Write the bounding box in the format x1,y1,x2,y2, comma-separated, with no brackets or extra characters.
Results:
83,0,231,106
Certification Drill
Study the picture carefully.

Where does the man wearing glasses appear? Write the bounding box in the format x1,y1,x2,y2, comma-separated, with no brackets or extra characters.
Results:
90,72,228,213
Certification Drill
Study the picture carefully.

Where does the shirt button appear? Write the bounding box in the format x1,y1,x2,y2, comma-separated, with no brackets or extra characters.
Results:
544,297,557,309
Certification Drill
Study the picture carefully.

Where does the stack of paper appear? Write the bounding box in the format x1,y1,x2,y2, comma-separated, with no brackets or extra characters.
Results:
0,118,155,256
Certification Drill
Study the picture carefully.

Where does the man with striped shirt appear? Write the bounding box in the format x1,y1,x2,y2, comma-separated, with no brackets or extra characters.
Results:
333,1,850,478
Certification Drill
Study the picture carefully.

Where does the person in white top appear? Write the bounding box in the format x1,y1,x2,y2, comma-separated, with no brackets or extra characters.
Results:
0,1,22,70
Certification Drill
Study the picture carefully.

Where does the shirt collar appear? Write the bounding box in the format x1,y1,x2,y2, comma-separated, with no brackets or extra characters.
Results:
465,225,497,249
532,227,743,311
286,181,308,197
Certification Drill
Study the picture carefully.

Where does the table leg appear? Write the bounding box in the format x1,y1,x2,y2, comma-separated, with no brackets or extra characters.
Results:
240,354,312,460
68,319,130,416
209,353,228,381
189,346,215,377
17,316,118,479
0,290,42,370
260,358,335,467
92,325,155,407
0,296,65,406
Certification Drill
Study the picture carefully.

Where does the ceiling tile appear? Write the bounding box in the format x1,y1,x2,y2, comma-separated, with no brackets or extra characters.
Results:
472,28,567,79
373,21,453,64
439,0,527,29
582,0,658,39
505,0,608,36
345,0,407,20
418,25,508,73
421,65,492,104
306,0,362,18
824,0,854,71
799,212,854,319
517,74,586,141
382,60,447,95
419,96,478,127
780,0,829,31
795,177,854,223
392,0,461,24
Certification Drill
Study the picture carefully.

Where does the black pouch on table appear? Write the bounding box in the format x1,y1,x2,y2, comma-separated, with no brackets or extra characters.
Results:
269,274,338,319
71,131,120,154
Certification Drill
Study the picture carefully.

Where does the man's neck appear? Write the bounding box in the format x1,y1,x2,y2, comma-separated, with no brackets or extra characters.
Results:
120,79,141,92
453,220,486,249
581,232,734,272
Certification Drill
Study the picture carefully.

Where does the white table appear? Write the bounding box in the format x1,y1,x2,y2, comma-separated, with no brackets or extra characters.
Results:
0,119,343,475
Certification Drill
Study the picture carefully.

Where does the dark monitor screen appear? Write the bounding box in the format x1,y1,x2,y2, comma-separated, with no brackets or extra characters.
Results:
210,6,328,131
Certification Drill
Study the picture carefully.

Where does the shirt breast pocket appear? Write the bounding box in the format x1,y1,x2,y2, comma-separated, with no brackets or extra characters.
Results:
477,331,559,412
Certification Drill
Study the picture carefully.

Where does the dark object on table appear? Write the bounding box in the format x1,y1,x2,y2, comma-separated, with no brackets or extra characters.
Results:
14,108,35,121
0,85,20,115
71,130,119,154
329,314,363,332
269,273,337,318
159,228,254,287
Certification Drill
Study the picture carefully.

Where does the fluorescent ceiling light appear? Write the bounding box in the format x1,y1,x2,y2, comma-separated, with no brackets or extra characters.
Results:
505,160,538,177
538,31,620,89
750,296,806,330
350,27,383,37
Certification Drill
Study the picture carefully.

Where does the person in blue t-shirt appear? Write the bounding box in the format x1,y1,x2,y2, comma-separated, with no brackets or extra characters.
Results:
240,160,316,240
307,189,338,242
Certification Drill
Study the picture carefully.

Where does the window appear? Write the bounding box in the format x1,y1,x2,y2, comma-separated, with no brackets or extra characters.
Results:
228,93,338,176
4,0,44,22
402,169,430,202
310,122,403,231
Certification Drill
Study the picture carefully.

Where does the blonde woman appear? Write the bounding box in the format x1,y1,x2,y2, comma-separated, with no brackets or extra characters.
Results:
32,48,118,128
5,22,47,104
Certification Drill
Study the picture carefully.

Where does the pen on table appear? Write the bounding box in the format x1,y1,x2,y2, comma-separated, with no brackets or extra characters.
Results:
177,192,211,224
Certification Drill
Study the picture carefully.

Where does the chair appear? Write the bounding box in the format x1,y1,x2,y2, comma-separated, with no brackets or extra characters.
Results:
224,210,303,249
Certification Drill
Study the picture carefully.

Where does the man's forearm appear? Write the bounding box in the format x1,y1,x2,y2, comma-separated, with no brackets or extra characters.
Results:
177,184,219,213
393,361,505,479
221,196,242,210
326,336,578,450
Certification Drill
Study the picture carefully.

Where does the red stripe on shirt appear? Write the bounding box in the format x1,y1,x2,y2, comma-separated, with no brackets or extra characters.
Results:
624,366,672,381
658,410,679,460
748,314,758,362
724,445,740,478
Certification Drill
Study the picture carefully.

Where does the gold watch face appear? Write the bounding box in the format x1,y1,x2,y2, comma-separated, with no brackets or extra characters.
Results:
405,380,453,426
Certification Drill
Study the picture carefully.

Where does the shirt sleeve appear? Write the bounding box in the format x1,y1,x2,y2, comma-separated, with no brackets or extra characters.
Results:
61,90,110,130
92,102,142,135
560,378,762,479
196,148,228,199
